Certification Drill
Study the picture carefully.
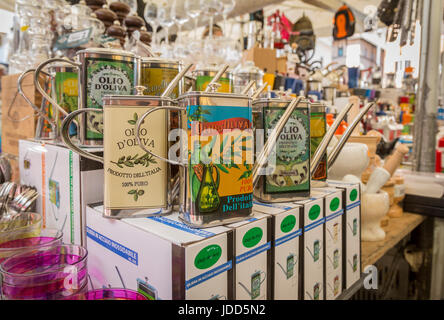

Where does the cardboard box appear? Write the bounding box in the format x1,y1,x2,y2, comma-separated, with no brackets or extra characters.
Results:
1,74,40,156
313,188,344,300
276,56,288,74
253,201,302,300
328,180,362,290
243,48,277,73
18,139,103,245
226,213,271,300
295,193,325,300
86,205,232,300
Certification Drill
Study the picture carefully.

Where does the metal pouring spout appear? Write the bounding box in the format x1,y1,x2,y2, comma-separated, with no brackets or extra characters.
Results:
310,102,355,176
161,63,193,97
204,64,230,93
241,80,256,95
251,82,269,100
252,96,305,188
327,102,376,168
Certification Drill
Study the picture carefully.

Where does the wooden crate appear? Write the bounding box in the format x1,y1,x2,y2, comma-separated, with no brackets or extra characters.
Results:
1,73,40,156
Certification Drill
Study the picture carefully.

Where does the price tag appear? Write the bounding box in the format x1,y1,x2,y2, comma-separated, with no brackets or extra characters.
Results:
54,28,92,50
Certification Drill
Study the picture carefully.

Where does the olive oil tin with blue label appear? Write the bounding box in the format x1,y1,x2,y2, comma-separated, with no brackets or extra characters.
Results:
177,91,253,227
253,97,311,202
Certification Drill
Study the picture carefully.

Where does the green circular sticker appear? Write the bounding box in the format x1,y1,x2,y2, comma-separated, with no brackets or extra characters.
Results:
350,189,358,202
330,197,340,212
280,215,296,233
242,227,263,248
194,244,222,270
309,205,321,221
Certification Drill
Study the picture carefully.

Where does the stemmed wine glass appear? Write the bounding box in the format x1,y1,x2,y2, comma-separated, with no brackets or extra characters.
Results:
143,1,159,48
158,2,174,46
200,0,222,40
171,0,189,44
221,0,236,36
184,0,201,40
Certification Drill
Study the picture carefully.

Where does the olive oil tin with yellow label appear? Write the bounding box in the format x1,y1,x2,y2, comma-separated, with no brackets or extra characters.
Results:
310,102,328,187
138,58,182,98
253,97,311,202
192,65,232,93
61,90,174,219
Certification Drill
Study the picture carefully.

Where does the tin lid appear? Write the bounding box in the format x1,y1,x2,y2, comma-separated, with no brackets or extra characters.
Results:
310,101,326,112
177,91,250,101
77,47,136,58
141,57,181,66
102,93,175,105
193,63,232,77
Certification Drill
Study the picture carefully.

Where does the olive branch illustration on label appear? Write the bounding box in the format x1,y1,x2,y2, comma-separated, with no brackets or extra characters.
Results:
128,189,145,201
110,153,157,168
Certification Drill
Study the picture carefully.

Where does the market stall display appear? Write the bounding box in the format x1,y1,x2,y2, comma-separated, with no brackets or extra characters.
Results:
0,0,441,302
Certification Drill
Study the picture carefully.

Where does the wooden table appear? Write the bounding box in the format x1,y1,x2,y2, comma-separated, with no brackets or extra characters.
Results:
361,212,426,269
337,212,426,300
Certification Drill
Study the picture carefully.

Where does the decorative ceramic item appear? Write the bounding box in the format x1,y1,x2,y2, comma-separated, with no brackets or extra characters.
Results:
328,142,369,181
361,191,390,241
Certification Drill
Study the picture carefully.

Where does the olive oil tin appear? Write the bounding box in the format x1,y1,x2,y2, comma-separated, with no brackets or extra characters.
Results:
310,102,328,187
192,66,232,93
253,97,311,202
77,48,138,146
177,91,253,227
138,58,183,98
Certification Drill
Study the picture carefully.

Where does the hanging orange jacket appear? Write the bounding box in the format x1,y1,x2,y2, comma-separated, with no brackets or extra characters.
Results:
333,5,356,40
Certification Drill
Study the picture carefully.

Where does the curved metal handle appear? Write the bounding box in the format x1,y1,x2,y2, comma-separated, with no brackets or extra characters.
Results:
327,102,376,168
310,102,354,176
252,96,304,188
135,105,186,166
34,58,81,118
17,69,56,126
60,109,104,163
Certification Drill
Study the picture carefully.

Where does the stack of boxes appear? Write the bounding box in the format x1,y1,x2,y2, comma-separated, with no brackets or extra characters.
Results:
18,138,361,300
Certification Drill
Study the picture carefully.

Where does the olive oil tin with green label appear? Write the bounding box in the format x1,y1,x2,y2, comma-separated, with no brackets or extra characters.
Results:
78,48,137,146
138,58,182,98
310,102,327,187
253,98,311,202
193,66,232,93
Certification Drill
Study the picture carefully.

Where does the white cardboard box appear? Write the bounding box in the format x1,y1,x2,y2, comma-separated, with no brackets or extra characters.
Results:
313,187,344,300
86,205,232,300
295,194,325,300
226,213,271,300
19,139,103,245
328,180,362,290
253,201,302,300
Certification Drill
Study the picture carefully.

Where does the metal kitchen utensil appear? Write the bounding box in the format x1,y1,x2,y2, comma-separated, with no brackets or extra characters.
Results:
60,64,193,219
35,48,138,147
327,102,376,168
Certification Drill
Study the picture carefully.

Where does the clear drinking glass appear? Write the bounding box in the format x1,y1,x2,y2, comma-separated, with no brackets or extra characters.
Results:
0,228,63,264
221,0,235,36
184,0,201,40
171,0,189,44
158,2,175,46
0,244,88,300
200,0,222,40
144,1,159,48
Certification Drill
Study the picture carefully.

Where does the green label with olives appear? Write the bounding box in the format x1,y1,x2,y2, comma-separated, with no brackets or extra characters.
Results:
85,58,134,140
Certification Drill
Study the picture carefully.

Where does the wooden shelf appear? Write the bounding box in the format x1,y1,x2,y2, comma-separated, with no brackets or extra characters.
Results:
361,212,426,269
